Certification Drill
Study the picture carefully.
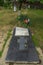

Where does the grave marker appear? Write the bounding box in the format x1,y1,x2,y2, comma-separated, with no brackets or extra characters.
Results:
5,27,39,65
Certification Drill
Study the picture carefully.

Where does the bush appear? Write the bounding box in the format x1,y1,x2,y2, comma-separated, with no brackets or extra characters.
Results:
16,14,29,22
16,14,30,27
0,0,4,6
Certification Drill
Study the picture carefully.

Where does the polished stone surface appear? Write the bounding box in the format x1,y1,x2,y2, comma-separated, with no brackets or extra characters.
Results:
6,27,39,63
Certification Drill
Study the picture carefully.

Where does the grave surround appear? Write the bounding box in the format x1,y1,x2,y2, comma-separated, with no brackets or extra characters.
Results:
5,27,39,64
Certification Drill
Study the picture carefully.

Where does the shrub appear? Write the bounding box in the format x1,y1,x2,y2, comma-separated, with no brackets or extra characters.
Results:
16,14,30,27
16,14,29,22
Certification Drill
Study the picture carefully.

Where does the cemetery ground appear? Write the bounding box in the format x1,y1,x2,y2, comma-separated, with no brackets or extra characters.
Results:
0,8,43,65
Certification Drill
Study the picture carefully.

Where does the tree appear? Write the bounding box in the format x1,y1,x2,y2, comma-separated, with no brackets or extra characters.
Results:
18,0,23,10
4,0,12,8
40,0,43,3
0,0,4,6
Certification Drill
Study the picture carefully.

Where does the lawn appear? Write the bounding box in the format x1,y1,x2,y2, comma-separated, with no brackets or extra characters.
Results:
0,28,12,57
0,8,43,57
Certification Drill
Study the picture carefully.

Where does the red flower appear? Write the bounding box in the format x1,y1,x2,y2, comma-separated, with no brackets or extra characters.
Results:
24,19,28,24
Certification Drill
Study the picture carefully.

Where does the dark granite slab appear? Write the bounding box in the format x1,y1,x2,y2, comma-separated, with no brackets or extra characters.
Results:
5,28,39,63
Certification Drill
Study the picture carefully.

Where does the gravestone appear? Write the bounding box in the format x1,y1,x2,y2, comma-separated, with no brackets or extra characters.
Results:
15,27,29,36
28,5,30,8
5,27,39,65
14,5,17,11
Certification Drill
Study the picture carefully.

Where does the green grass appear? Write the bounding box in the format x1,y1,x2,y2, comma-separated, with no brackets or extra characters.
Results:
0,8,43,57
0,29,12,57
0,51,2,57
32,35,39,46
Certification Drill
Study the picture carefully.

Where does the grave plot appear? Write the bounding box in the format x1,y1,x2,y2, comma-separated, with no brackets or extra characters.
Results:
6,27,39,64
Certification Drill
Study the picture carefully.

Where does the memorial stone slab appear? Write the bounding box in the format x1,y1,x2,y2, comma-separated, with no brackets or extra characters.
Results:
5,27,39,64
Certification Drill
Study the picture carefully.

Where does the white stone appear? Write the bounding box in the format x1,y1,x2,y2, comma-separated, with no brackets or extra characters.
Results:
28,5,30,8
28,19,30,22
15,27,29,36
14,6,17,11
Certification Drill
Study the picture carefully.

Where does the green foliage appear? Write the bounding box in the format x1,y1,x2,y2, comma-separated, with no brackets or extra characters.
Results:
16,14,29,27
0,0,4,6
16,14,29,22
0,0,13,9
18,0,23,2
4,0,12,9
0,0,43,8
40,0,43,3
28,0,43,3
